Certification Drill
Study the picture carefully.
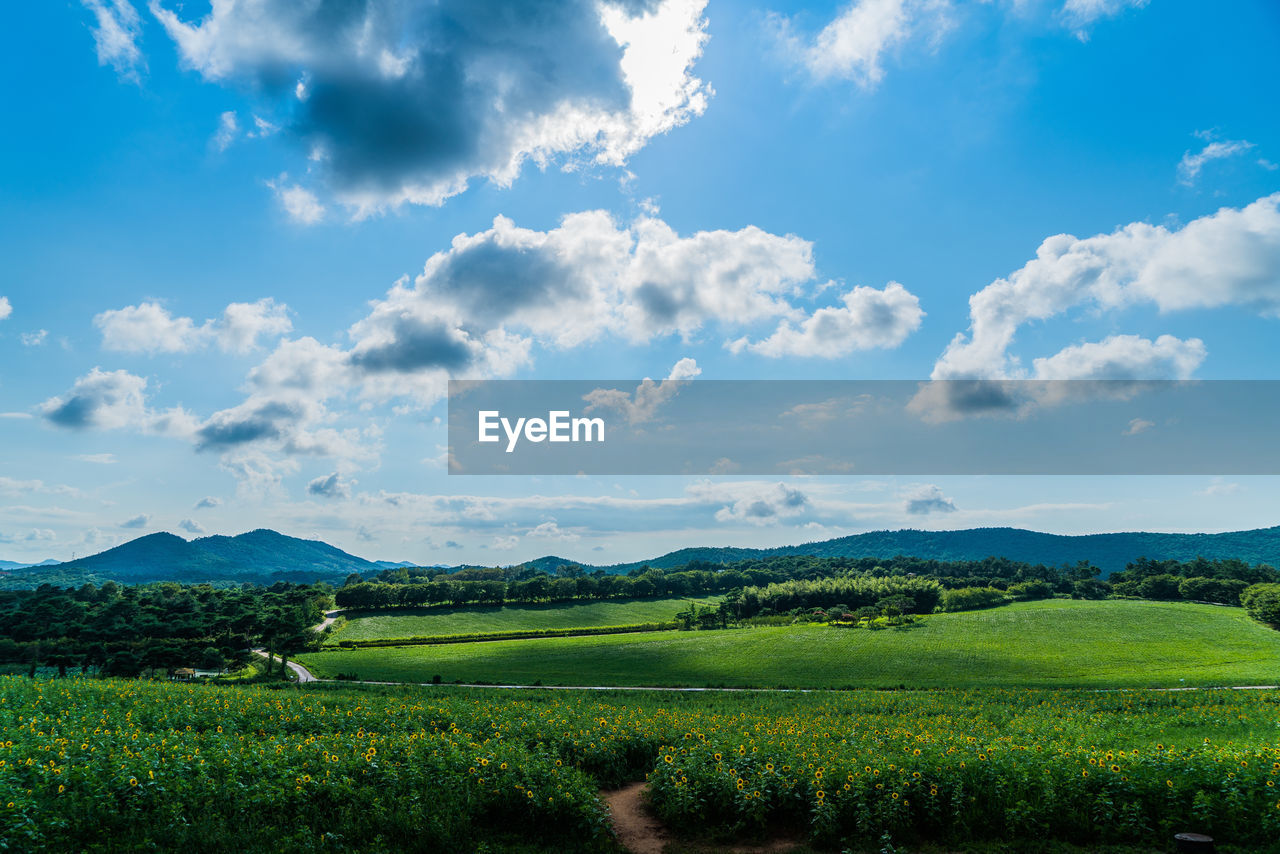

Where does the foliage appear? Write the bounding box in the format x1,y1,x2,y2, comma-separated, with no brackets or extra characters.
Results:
1241,583,1280,626
4,678,1280,851
939,588,1009,613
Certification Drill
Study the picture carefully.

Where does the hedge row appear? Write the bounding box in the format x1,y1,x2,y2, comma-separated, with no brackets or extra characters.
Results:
322,621,679,649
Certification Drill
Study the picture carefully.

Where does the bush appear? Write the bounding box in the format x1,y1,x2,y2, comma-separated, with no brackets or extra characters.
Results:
1072,579,1111,600
1241,583,1280,626
1007,581,1053,601
1177,576,1250,605
939,587,1009,613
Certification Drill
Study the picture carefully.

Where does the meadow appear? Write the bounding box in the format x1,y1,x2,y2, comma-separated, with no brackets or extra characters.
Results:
3,677,1280,852
331,596,720,642
300,599,1280,689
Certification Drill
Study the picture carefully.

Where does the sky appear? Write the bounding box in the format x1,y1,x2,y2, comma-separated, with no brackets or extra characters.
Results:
1,0,1278,566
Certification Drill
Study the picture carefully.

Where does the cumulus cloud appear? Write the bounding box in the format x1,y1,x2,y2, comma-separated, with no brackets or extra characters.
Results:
903,484,956,515
267,176,326,224
526,521,581,541
178,518,206,534
22,330,48,347
583,358,701,425
692,481,811,525
120,514,150,529
82,0,145,80
95,298,291,354
1031,334,1206,380
73,453,117,464
776,0,941,88
932,194,1280,382
194,496,221,509
149,0,712,214
308,472,353,499
730,282,923,357
40,368,150,430
0,297,11,320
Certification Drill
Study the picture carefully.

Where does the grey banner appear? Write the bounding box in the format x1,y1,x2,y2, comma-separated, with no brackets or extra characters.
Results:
447,379,1280,475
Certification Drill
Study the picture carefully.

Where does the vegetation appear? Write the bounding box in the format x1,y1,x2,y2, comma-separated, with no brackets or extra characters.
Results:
0,581,329,678
299,600,1280,689
4,677,1280,852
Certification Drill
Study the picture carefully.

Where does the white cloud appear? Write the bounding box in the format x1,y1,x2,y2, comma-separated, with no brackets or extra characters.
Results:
21,330,48,347
1031,334,1206,380
120,513,150,529
693,481,811,526
731,281,923,357
82,0,145,80
95,299,291,354
267,177,326,225
1123,418,1154,436
73,453,117,464
1060,0,1148,39
149,0,712,215
526,521,581,542
39,368,150,430
178,518,206,534
194,496,222,509
583,358,701,426
903,483,956,515
932,194,1280,381
212,110,239,152
782,0,920,87
1178,137,1256,187
0,297,11,320
308,472,353,499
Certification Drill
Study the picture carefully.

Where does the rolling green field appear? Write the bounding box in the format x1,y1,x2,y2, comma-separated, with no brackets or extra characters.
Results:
332,596,720,640
301,599,1280,688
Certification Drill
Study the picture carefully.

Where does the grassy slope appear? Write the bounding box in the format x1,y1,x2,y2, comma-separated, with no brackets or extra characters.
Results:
300,599,1280,689
332,596,720,640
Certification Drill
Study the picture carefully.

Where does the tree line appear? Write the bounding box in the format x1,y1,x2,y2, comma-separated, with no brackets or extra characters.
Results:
0,581,329,678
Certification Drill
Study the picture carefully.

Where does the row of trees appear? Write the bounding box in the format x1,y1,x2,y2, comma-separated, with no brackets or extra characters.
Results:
0,581,329,677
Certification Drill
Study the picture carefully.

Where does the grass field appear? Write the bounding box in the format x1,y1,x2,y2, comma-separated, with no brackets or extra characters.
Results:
331,596,720,640
300,599,1280,688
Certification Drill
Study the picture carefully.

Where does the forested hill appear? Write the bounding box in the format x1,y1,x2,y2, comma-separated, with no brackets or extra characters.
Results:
0,529,380,589
6,525,1280,589
595,527,1280,576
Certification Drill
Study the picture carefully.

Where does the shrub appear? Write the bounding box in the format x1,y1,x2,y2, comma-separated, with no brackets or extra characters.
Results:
1241,583,1280,626
939,587,1009,613
1007,581,1053,601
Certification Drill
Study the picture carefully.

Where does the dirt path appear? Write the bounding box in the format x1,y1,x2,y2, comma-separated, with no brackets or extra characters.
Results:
602,783,672,854
312,610,341,633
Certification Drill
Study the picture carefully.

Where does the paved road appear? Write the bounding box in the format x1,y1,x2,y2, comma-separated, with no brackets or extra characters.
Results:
313,610,341,633
253,650,320,683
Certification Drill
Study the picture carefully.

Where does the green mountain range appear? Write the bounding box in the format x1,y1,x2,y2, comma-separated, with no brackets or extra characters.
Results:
4,525,1280,590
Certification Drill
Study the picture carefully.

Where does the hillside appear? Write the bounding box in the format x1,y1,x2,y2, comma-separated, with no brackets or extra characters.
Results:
0,529,381,589
589,526,1280,576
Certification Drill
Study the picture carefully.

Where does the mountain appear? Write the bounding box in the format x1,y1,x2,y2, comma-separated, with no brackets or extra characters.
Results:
0,558,57,570
0,529,383,589
581,527,1280,577
6,524,1280,590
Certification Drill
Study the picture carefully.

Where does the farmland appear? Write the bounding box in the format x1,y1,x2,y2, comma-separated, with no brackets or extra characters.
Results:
300,599,1280,689
3,677,1280,852
332,596,720,641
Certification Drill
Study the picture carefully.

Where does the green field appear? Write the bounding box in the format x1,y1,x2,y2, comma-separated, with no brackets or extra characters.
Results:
7,676,1280,852
301,599,1280,688
331,596,720,640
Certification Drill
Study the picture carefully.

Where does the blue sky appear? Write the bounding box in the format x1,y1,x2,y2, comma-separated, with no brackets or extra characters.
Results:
1,0,1278,565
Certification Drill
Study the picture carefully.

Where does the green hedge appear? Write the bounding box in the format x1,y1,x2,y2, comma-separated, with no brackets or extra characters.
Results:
322,621,678,649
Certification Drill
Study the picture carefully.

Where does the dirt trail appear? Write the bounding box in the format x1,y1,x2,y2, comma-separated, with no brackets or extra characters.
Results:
601,782,800,854
602,783,672,854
